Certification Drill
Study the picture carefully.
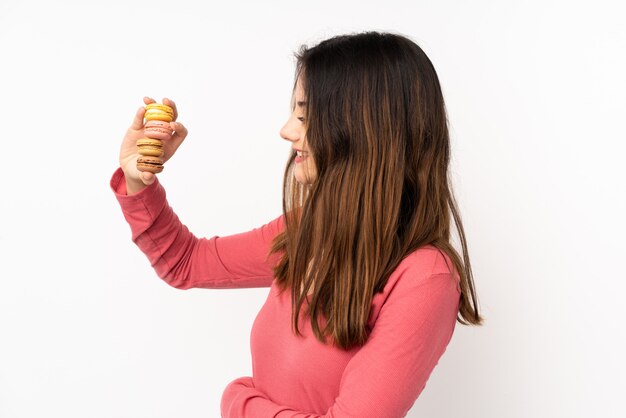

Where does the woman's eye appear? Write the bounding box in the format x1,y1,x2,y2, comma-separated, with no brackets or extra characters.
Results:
297,117,305,123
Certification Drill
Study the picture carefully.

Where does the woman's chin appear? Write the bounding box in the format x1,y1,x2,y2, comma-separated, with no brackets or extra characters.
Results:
293,162,317,185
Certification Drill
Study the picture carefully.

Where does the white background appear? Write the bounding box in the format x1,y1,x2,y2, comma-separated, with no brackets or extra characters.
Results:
1,0,624,417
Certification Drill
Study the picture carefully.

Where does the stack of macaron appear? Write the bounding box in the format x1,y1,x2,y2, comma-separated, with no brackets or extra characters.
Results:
136,103,175,174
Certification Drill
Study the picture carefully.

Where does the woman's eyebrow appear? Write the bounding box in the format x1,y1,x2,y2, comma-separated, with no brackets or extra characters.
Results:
296,101,307,107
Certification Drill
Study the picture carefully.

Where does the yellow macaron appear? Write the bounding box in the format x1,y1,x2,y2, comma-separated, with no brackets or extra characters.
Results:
136,138,164,157
144,103,174,122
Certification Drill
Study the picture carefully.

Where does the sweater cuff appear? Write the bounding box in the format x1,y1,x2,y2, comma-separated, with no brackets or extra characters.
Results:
109,166,163,203
221,377,300,417
109,167,168,233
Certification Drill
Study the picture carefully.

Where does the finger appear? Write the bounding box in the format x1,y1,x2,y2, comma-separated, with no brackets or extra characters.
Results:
162,97,178,121
130,106,146,130
169,121,188,142
143,96,156,105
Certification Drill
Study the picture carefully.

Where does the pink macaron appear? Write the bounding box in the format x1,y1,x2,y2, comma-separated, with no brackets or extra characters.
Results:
144,120,174,140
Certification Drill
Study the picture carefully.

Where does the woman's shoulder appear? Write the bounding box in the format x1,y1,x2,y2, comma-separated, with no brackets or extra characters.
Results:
384,244,459,289
401,244,459,278
367,245,460,327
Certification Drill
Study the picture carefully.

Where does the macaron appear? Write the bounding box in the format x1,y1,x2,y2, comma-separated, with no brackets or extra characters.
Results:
144,120,173,141
136,156,164,173
136,138,164,157
144,103,174,122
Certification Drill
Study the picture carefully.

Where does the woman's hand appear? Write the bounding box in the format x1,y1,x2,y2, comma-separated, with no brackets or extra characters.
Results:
118,97,188,188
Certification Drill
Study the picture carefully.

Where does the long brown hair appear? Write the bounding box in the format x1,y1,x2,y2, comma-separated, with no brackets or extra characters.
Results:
268,31,483,351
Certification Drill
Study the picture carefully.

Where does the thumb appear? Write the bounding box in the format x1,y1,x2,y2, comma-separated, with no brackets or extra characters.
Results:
130,106,146,130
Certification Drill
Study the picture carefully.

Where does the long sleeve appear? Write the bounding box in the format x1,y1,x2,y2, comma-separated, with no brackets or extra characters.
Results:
220,271,461,418
110,167,284,289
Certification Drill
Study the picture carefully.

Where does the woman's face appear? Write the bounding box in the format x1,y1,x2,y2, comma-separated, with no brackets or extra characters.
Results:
280,76,318,185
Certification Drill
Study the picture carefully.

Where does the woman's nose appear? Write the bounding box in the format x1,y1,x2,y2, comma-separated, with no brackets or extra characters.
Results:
280,118,299,143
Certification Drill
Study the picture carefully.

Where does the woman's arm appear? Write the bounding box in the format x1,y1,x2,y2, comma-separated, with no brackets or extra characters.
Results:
220,272,461,418
110,167,284,289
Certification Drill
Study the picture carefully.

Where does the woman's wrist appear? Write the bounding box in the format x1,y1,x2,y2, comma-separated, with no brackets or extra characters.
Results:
125,174,148,195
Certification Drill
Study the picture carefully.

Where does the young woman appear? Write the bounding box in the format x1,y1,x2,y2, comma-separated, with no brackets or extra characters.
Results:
112,31,482,418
